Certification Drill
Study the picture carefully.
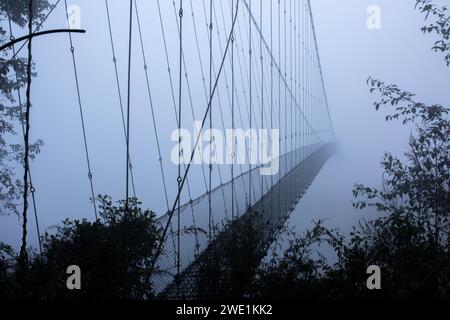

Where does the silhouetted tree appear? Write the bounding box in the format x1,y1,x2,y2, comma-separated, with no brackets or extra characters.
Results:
0,243,15,299
252,221,338,300
0,196,162,300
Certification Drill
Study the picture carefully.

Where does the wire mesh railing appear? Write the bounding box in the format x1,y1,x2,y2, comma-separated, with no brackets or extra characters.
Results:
152,142,335,296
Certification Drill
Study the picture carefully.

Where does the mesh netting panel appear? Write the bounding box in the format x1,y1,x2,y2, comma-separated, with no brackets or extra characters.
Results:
152,142,332,294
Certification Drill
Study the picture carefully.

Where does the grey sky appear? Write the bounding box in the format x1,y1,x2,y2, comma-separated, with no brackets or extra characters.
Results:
1,0,449,250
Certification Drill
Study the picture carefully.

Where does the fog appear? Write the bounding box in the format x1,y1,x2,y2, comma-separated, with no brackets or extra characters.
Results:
1,0,449,250
289,0,450,236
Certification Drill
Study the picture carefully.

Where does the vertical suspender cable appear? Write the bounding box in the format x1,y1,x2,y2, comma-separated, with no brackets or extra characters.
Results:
297,0,300,185
125,0,133,211
296,1,299,161
294,0,298,189
304,0,308,157
231,0,235,221
208,0,213,244
207,0,213,297
308,2,311,157
306,0,309,150
302,0,306,190
104,0,136,198
283,0,287,208
308,7,312,145
294,0,297,175
277,0,281,213
259,0,264,215
269,1,273,223
156,0,180,124
248,0,252,208
289,0,292,175
64,0,97,219
176,0,184,294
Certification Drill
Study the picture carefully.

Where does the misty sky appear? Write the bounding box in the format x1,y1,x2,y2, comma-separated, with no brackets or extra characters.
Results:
290,0,450,237
1,0,449,249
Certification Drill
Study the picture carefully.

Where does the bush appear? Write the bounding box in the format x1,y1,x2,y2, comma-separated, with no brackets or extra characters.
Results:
0,196,161,300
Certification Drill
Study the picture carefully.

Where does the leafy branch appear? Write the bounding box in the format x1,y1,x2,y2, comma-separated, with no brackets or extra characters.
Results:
416,0,450,65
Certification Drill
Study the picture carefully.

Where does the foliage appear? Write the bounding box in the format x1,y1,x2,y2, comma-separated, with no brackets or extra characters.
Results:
341,76,450,299
0,196,162,300
0,243,15,299
0,0,51,28
416,0,450,65
357,78,450,244
252,221,340,300
0,0,50,215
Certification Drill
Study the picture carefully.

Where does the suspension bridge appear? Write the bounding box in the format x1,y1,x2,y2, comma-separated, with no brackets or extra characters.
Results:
5,0,336,299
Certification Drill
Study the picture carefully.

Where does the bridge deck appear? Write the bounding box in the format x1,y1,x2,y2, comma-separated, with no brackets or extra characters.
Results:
153,143,336,298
